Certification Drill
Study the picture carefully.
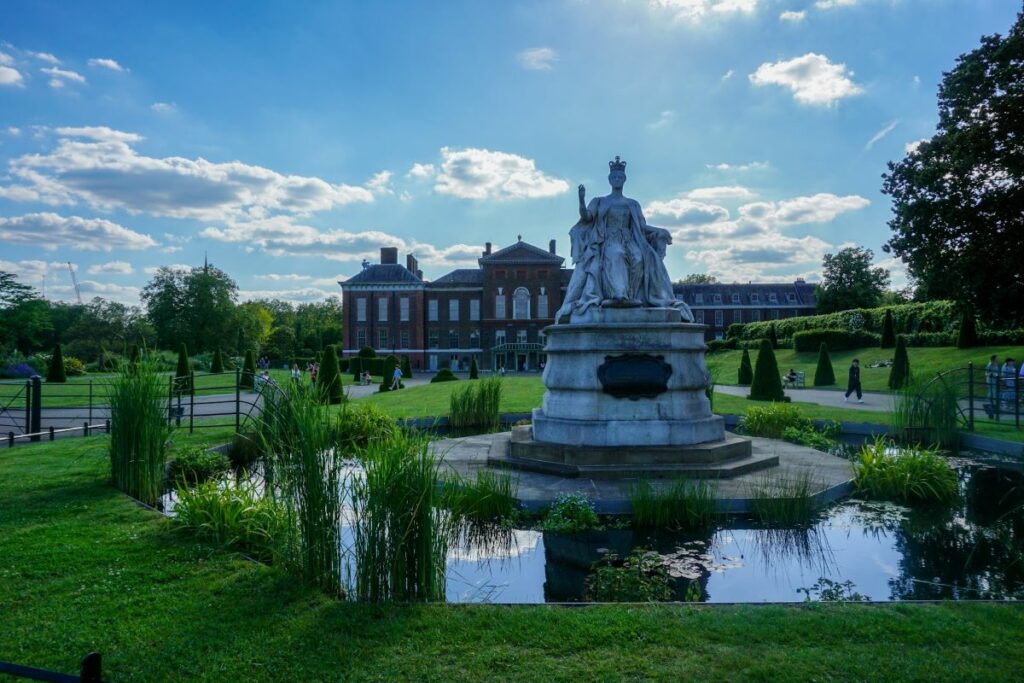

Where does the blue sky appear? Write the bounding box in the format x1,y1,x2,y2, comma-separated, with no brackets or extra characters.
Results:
0,0,1019,305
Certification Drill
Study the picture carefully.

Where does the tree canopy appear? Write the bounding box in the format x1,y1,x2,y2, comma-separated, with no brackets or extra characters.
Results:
882,10,1024,325
815,247,891,314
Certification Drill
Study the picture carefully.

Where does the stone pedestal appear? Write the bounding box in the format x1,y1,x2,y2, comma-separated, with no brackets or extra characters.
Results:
495,307,773,479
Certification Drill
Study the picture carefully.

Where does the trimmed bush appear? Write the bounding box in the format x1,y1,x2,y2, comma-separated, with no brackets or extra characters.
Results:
748,339,786,402
401,356,413,380
767,323,779,350
430,368,458,383
741,402,812,439
378,355,400,393
901,332,957,347
210,348,225,374
358,346,376,359
350,357,363,381
174,343,192,395
318,345,344,404
240,349,257,389
978,328,1024,345
469,357,479,380
813,342,836,386
956,311,978,349
737,349,753,386
888,336,911,390
792,329,881,352
706,338,737,352
46,344,67,383
880,309,896,348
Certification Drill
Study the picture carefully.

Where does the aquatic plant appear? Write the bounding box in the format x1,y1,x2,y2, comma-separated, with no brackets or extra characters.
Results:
449,376,502,434
748,470,818,526
539,493,600,533
891,377,961,451
173,480,289,564
167,446,230,485
781,426,837,452
629,478,717,530
797,577,870,602
334,402,398,456
853,437,958,504
585,548,673,603
226,431,262,469
740,402,812,439
108,355,170,506
352,430,448,602
440,468,519,525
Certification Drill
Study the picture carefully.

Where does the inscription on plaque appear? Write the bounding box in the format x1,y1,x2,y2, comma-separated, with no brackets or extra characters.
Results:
597,354,673,400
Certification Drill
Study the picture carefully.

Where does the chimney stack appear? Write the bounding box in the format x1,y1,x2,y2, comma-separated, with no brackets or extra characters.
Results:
484,242,492,256
549,239,557,255
406,254,419,274
380,247,398,264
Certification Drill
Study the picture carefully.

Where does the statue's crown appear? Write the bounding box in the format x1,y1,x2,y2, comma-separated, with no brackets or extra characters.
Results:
608,156,627,172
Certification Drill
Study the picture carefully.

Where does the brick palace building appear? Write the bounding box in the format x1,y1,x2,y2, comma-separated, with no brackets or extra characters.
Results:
340,239,817,372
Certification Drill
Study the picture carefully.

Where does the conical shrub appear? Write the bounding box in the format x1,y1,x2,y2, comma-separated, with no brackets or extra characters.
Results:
469,357,479,379
46,343,67,383
888,336,911,389
128,344,140,364
350,357,363,382
956,310,978,349
379,355,400,393
240,349,257,389
748,339,786,402
401,356,413,380
813,342,836,386
319,345,343,404
767,324,779,350
880,309,896,348
211,348,225,374
737,349,753,385
174,343,192,395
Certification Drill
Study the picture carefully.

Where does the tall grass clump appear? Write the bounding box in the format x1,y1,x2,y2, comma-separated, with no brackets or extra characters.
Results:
173,480,289,563
261,382,346,596
449,376,502,434
740,402,812,439
630,478,716,530
108,355,170,506
891,376,961,450
854,437,958,504
440,469,518,525
748,470,818,526
351,430,448,602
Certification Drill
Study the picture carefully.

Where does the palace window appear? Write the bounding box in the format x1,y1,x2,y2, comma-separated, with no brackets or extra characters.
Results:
428,299,438,322
356,328,366,348
400,297,410,322
356,298,367,322
449,330,460,349
694,293,704,304
695,311,704,324
469,330,480,348
495,269,507,279
428,329,439,348
517,329,528,343
537,289,548,318
470,299,480,321
513,287,531,320
495,290,506,319
713,294,722,304
495,330,507,346
378,298,388,322
731,293,741,304
733,310,743,323
768,293,779,304
714,310,724,327
771,309,781,320
750,293,760,304
449,299,459,322
400,329,410,349
378,328,388,349
537,269,548,278
515,269,527,279
787,293,797,303
751,310,761,322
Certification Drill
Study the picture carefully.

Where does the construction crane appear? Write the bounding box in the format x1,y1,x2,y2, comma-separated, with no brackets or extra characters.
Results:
67,262,82,304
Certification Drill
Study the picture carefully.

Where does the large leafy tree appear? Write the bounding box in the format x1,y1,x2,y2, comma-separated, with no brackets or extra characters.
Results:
815,247,891,314
882,10,1024,325
0,272,52,353
677,274,719,285
142,263,238,352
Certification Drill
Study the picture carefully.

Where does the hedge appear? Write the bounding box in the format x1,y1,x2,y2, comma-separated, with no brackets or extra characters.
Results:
978,328,1024,345
728,301,958,343
792,329,881,352
706,339,738,352
430,368,458,383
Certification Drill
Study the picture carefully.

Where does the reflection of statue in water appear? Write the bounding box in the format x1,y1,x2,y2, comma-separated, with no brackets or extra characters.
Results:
556,157,694,323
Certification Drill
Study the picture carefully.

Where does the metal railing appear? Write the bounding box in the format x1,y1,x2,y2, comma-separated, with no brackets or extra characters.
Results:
914,363,1021,432
0,652,102,682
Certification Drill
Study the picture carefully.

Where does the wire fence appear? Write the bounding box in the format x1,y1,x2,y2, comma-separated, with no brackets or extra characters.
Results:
914,363,1021,432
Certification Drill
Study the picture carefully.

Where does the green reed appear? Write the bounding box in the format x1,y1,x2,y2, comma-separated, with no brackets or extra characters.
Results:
630,478,717,530
440,468,519,525
748,469,819,526
854,437,958,504
108,355,170,506
449,376,502,434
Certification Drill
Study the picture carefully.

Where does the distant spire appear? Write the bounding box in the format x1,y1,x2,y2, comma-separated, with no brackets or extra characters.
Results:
203,252,209,274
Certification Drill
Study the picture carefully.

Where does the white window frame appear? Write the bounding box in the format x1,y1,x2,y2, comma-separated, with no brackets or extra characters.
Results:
378,298,388,322
694,293,704,304
731,293,741,304
449,299,459,322
469,299,480,321
428,299,438,322
495,290,506,319
513,287,531,320
495,330,507,346
714,310,723,327
537,289,548,319
356,298,367,322
400,297,410,322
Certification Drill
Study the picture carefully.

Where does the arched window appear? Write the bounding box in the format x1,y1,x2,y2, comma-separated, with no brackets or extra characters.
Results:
513,287,530,320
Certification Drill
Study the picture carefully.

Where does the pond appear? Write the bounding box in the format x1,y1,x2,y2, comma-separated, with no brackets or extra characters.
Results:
444,454,1024,603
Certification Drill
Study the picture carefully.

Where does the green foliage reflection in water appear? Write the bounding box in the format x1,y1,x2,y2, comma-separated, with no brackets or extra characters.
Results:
585,548,675,603
440,468,518,525
108,355,170,507
629,479,716,530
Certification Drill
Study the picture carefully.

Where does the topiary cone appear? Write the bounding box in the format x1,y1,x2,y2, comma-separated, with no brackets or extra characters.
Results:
813,342,836,386
175,343,193,395
46,343,67,383
956,310,978,349
469,357,479,380
379,355,399,393
240,349,257,389
319,345,343,404
748,339,786,402
211,348,225,374
401,356,412,380
888,335,911,389
880,309,896,348
737,349,753,385
767,324,779,350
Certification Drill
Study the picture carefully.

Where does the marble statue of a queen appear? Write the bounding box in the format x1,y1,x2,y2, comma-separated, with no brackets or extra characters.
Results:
555,157,694,323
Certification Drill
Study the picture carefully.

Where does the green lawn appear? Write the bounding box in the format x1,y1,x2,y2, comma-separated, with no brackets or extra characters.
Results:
706,344,1024,393
3,435,1024,681
355,375,546,418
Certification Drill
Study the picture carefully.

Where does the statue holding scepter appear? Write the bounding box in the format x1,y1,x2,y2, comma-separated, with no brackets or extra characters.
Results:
555,157,694,323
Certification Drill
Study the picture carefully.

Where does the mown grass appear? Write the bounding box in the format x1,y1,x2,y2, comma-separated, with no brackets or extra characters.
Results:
707,344,1024,393
2,436,1024,680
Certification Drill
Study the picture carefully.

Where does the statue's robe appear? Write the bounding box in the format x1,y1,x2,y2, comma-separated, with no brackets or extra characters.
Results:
555,194,694,323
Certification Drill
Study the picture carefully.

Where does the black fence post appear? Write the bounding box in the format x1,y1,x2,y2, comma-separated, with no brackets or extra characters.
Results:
235,367,241,433
106,419,110,433
49,426,54,441
24,379,30,436
7,432,13,448
88,379,93,427
80,652,102,683
189,371,195,434
967,362,975,431
29,375,42,442
1016,369,1021,429
167,375,174,425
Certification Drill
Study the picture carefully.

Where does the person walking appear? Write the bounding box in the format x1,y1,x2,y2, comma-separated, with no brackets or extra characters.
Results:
290,363,302,384
986,355,1001,406
844,358,864,403
310,362,319,387
391,363,403,390
1001,357,1018,410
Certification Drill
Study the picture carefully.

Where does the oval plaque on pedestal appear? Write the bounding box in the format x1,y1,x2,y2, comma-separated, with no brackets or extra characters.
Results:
597,354,673,400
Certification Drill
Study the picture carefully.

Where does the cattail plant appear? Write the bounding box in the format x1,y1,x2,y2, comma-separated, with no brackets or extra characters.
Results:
108,354,170,506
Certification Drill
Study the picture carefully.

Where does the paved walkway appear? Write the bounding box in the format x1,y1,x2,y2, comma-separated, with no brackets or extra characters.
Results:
715,384,892,413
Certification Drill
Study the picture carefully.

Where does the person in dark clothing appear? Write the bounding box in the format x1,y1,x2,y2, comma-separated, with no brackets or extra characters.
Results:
844,358,863,403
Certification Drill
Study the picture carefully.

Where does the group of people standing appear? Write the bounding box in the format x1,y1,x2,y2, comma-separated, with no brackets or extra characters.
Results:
985,355,1021,411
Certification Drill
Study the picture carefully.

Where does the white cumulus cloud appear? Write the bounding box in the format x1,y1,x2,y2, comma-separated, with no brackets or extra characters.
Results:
0,54,24,86
651,0,759,23
749,53,862,106
0,213,158,251
87,58,127,72
87,260,134,275
42,66,86,88
150,102,177,114
407,163,436,179
516,47,558,71
433,147,569,200
779,10,806,21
